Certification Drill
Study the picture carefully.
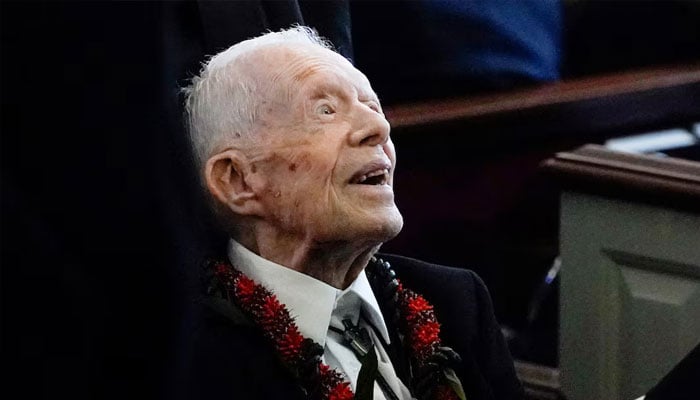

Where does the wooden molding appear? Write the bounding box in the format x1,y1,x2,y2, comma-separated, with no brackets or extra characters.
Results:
384,64,700,151
386,64,700,129
541,144,700,210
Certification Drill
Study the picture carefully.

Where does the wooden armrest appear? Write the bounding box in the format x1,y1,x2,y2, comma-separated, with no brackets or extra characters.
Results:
542,144,700,211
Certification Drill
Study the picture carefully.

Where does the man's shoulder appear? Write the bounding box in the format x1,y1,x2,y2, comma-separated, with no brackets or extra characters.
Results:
377,253,524,400
377,252,486,297
170,299,306,400
375,252,490,331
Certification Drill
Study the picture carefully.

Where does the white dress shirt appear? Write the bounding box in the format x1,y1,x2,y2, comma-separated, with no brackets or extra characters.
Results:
228,239,413,400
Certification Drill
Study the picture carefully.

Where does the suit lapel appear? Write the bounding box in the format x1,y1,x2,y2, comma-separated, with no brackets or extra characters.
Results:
364,267,413,389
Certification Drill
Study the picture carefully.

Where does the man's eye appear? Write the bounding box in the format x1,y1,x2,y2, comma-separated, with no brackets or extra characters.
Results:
317,104,335,115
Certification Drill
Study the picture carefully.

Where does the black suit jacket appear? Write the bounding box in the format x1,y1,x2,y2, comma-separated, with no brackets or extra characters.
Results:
172,254,524,400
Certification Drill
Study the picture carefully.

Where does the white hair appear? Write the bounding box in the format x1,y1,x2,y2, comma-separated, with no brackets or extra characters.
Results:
183,26,334,172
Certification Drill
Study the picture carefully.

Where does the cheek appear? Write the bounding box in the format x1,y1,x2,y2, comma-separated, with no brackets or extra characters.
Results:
284,152,311,174
261,150,336,202
385,139,397,163
285,141,338,178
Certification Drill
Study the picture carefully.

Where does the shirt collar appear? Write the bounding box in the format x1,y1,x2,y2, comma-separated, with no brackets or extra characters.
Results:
342,269,392,344
227,239,391,346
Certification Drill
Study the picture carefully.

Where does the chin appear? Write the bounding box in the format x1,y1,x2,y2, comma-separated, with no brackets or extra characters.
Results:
383,212,404,240
316,207,404,244
364,209,404,244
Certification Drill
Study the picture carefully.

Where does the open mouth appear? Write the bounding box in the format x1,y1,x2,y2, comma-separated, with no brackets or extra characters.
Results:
350,168,390,186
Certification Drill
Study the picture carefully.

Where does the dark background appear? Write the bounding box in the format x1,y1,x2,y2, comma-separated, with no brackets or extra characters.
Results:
2,1,699,398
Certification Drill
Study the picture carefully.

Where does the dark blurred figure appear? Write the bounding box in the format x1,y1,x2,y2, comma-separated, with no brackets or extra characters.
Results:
351,0,562,105
1,1,350,399
564,0,700,78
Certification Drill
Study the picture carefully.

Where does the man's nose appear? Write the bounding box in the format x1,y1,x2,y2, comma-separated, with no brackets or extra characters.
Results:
348,106,391,147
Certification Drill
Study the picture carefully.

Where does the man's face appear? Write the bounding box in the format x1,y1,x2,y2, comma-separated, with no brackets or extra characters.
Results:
243,44,403,246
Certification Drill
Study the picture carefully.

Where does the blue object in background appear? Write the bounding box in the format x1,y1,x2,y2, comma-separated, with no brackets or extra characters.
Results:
351,0,562,104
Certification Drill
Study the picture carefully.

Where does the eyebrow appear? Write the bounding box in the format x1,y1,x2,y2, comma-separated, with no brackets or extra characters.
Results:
307,81,380,106
359,92,380,103
307,81,349,101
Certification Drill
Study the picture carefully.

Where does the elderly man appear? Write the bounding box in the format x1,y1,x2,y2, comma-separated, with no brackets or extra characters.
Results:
178,26,523,400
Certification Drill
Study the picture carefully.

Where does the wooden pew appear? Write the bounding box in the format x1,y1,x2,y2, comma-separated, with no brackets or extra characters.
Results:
383,64,700,311
380,64,700,384
542,145,700,400
386,64,700,151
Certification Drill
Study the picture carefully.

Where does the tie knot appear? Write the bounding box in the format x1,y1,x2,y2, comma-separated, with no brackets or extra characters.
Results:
341,318,374,358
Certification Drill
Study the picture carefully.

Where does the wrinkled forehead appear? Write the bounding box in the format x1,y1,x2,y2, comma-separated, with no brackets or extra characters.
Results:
246,44,377,102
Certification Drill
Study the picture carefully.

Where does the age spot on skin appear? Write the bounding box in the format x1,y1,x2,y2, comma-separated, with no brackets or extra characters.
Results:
289,162,297,171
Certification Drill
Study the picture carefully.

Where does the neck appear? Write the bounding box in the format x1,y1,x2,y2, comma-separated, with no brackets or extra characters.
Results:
237,228,381,289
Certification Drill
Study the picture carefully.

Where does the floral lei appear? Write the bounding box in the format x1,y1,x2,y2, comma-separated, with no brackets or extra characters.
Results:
208,257,463,400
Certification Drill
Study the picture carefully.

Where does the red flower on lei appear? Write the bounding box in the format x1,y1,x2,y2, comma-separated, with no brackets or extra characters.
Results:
396,282,460,400
210,260,460,400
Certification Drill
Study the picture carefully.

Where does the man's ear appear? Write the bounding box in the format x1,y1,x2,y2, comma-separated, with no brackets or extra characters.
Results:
204,149,263,216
